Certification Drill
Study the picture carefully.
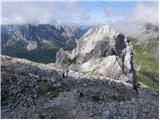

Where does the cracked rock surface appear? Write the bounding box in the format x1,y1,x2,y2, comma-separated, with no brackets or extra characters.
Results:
1,55,159,119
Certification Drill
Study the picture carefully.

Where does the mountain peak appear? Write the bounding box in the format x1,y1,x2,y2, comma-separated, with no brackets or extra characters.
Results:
72,24,120,56
85,24,118,37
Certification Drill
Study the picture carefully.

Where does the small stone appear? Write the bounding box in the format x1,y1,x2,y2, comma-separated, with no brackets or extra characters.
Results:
83,83,87,87
103,110,110,117
50,77,56,82
74,90,84,98
41,76,47,81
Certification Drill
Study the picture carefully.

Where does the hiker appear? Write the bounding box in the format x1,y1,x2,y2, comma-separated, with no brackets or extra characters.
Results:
62,69,69,79
124,40,139,95
62,72,65,79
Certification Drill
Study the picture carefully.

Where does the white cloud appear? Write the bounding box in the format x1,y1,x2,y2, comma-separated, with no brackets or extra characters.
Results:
110,21,142,37
107,2,159,37
104,2,158,25
1,1,92,25
133,2,159,25
105,6,129,17
1,1,158,27
1,2,56,24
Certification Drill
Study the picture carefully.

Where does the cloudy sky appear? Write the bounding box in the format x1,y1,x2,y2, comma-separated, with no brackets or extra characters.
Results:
1,0,159,26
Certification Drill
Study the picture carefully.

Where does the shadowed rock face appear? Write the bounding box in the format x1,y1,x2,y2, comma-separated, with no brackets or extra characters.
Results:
55,25,134,81
115,34,126,57
1,55,159,119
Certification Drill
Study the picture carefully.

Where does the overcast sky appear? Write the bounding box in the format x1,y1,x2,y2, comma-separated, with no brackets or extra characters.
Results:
1,0,159,25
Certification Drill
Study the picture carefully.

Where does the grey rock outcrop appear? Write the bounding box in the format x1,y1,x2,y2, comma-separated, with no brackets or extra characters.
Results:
1,55,159,119
56,24,135,81
55,48,69,68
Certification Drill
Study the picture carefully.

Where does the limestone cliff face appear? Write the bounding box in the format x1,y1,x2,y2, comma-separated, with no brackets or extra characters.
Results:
56,24,134,80
72,25,125,58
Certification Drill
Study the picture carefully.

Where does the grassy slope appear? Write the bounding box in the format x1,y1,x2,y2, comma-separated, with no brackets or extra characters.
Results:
128,37,159,90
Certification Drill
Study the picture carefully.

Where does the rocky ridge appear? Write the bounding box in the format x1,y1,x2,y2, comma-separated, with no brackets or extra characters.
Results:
1,55,159,119
56,24,133,80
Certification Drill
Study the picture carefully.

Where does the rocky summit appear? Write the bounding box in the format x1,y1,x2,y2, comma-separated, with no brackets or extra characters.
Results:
1,55,159,119
56,25,134,81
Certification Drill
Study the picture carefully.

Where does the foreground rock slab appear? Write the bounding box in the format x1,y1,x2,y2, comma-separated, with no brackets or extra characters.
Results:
1,55,159,119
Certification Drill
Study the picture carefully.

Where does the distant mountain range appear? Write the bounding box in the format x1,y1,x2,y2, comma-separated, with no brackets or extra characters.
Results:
1,24,88,63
